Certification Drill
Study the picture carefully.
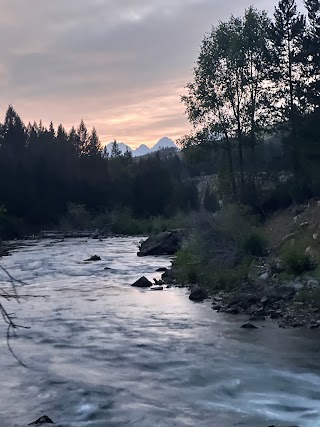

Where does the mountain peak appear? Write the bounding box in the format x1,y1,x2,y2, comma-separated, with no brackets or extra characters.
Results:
152,137,176,152
104,137,177,157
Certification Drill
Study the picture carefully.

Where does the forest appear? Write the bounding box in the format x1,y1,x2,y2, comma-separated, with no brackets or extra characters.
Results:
0,110,199,238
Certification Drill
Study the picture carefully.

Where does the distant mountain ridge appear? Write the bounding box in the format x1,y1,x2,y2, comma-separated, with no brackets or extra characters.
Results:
104,137,177,157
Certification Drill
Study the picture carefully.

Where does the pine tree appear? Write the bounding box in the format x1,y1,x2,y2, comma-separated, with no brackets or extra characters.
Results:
2,105,27,158
271,0,306,175
87,127,102,158
56,124,68,145
123,147,133,165
304,0,320,108
111,140,122,158
77,119,89,157
49,121,55,140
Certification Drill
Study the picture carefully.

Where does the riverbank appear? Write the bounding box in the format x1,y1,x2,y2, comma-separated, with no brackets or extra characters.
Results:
161,264,320,329
159,200,320,330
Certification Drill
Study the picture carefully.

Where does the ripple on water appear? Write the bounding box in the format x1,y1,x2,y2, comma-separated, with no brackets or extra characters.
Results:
1,237,320,427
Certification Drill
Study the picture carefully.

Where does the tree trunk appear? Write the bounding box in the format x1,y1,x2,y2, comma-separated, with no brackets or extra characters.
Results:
225,136,237,199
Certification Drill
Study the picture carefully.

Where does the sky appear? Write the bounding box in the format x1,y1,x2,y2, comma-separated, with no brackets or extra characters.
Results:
0,0,305,148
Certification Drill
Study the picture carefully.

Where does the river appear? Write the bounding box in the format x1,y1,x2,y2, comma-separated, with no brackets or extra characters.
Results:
0,237,320,427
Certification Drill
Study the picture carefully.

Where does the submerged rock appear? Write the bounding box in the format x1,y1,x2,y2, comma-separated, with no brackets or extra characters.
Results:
28,415,54,425
85,255,101,262
189,285,208,302
138,231,182,256
241,322,258,329
131,276,153,288
156,267,168,272
150,286,164,291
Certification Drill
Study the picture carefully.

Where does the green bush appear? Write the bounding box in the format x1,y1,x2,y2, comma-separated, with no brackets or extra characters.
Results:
281,244,313,275
173,205,265,290
243,232,267,256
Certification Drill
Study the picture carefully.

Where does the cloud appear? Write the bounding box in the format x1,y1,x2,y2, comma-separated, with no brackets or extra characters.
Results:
0,0,305,147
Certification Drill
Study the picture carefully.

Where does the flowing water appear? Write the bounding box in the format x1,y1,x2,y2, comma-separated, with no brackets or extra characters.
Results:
0,237,320,427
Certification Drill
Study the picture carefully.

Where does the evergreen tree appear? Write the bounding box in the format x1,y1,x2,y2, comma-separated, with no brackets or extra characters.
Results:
111,140,122,158
123,147,133,165
77,119,89,157
49,121,55,140
56,124,68,145
87,127,102,158
2,106,27,159
304,0,320,108
271,0,306,175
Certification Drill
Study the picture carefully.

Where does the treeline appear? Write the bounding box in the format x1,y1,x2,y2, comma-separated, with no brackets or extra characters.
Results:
181,0,320,210
0,106,198,235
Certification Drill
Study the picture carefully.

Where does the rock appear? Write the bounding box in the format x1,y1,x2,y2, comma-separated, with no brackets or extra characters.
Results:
308,323,320,329
150,286,164,291
270,258,285,274
153,278,164,286
292,321,304,328
227,294,260,311
269,310,283,319
298,221,311,229
91,230,100,239
166,285,172,289
85,255,101,262
259,272,269,281
156,267,168,272
241,322,258,329
226,307,240,315
28,415,54,426
131,276,153,288
137,231,182,256
307,278,319,289
189,285,208,302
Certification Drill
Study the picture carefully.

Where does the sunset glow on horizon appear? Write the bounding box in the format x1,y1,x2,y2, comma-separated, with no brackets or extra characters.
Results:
0,0,304,149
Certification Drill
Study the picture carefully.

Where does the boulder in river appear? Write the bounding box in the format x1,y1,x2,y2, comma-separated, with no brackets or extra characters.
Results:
137,231,182,256
151,286,164,291
189,285,208,302
156,267,168,272
241,322,258,329
85,255,101,262
131,276,153,288
28,415,54,425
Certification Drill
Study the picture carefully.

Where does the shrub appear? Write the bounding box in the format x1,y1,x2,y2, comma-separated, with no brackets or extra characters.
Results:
173,205,266,290
281,244,314,275
243,232,267,256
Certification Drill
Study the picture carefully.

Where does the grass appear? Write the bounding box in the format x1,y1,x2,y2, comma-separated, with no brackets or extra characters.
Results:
59,203,191,236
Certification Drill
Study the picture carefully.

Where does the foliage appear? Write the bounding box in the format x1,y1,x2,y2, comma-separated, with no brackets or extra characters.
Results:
280,243,314,274
174,205,267,289
181,0,320,204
